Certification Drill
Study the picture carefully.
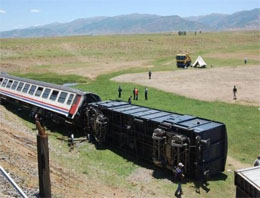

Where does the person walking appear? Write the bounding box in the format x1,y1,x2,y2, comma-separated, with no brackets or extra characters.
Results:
175,163,184,197
244,57,247,64
254,155,260,166
148,70,152,79
145,87,148,100
118,85,122,98
128,96,132,104
133,88,136,100
135,88,139,101
69,133,75,151
233,85,237,100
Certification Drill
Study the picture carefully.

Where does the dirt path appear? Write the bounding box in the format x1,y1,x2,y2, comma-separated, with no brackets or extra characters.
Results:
54,42,149,79
57,60,148,80
112,65,260,106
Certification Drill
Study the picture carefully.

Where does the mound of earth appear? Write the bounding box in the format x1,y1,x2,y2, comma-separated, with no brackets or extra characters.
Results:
112,65,260,106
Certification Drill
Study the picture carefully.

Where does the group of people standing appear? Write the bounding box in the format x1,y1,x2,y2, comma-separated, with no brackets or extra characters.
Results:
117,85,149,104
132,87,148,100
117,70,152,104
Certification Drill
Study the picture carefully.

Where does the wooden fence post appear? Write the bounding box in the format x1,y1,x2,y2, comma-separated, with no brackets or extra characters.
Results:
36,120,51,198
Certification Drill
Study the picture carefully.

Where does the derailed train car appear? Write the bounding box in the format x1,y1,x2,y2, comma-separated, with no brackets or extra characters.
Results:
86,100,228,178
0,73,101,126
0,73,228,179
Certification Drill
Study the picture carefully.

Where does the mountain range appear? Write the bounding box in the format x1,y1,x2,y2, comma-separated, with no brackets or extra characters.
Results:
0,8,259,38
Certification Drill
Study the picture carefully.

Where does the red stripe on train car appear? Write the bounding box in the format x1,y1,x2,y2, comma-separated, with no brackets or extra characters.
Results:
69,95,81,115
0,88,69,111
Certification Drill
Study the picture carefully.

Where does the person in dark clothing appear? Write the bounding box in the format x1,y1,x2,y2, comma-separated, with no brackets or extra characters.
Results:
145,87,148,100
233,85,237,100
175,163,184,197
118,85,122,98
148,70,152,79
69,133,75,151
135,88,139,100
128,96,132,104
133,88,136,100
244,57,247,64
254,155,260,166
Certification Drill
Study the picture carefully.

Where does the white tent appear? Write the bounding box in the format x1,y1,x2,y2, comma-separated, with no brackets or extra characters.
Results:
192,56,207,68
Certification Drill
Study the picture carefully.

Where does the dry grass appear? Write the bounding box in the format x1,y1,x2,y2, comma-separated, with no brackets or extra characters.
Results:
1,31,259,78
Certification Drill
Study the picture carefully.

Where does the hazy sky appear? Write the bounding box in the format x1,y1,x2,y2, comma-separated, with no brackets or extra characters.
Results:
0,0,259,31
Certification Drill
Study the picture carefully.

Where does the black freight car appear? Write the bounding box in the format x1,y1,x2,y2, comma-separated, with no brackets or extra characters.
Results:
86,100,228,178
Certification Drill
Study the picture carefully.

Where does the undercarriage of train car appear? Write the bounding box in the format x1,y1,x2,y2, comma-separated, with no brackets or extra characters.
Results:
85,101,227,179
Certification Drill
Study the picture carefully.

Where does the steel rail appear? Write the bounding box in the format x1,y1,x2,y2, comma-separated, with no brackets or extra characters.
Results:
0,165,28,198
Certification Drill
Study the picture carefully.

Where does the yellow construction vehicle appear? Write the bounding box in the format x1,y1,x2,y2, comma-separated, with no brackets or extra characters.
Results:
176,54,191,68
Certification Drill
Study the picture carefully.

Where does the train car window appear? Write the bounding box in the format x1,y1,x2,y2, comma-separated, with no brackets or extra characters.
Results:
22,84,31,93
50,90,59,101
58,92,68,103
6,80,13,88
16,82,24,91
0,78,3,85
42,88,51,99
35,87,43,97
66,94,74,105
28,85,37,95
11,81,18,90
2,79,8,87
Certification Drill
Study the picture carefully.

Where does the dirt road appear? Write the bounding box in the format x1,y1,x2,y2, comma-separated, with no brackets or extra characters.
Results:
112,65,260,106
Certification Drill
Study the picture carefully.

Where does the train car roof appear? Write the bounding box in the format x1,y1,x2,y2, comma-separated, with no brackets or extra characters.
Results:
0,73,86,95
91,100,225,133
235,166,260,191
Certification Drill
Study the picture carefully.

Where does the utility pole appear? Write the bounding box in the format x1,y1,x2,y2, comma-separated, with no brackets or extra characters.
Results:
36,119,51,198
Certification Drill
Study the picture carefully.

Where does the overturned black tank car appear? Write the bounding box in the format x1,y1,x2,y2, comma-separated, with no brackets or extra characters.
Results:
86,100,228,178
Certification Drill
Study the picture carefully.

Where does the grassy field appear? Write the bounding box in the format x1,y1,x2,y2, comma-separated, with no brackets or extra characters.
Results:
79,71,260,163
1,31,260,197
1,31,259,76
11,72,90,84
13,70,259,163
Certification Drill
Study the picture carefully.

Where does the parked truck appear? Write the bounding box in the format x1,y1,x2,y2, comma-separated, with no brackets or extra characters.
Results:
176,54,191,68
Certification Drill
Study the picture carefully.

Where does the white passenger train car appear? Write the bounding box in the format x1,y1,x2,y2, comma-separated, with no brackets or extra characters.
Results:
0,73,101,121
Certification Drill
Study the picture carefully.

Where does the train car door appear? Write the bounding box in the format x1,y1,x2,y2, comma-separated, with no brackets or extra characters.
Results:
69,95,82,116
